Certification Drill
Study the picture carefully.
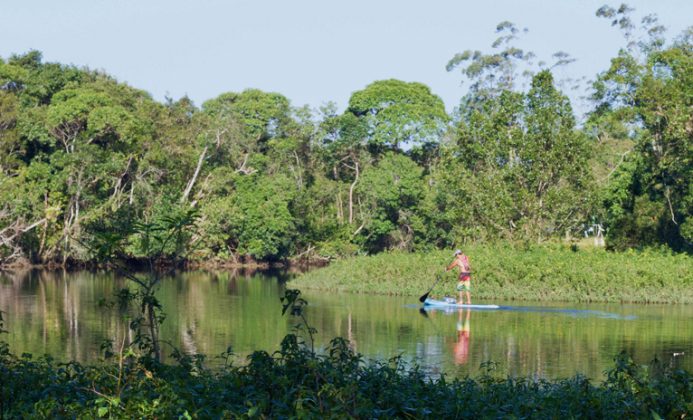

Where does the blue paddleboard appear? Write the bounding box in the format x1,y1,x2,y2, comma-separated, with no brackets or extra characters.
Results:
423,298,499,309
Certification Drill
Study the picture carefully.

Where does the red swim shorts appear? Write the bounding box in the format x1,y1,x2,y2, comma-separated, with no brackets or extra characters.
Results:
459,272,471,282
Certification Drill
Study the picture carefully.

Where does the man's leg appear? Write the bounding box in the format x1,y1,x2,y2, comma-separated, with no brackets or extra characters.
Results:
465,290,471,305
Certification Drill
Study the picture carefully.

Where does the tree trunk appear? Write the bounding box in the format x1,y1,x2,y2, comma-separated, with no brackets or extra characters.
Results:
181,146,208,204
348,161,359,225
336,192,344,223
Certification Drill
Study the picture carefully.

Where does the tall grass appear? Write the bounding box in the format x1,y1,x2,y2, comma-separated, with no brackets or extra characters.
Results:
290,245,693,303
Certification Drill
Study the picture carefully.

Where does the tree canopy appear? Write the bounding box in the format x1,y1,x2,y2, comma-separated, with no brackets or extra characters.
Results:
1,6,691,266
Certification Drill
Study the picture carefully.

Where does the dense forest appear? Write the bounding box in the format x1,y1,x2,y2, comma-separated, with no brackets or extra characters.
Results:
1,6,691,267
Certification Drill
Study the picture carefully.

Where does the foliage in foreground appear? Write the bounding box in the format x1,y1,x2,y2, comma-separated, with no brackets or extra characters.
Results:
0,329,691,418
291,245,693,303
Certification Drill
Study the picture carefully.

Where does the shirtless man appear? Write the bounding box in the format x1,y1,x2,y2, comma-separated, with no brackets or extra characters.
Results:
446,249,472,304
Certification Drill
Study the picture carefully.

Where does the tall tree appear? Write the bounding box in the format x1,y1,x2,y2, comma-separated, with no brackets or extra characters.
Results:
356,152,425,252
519,70,592,240
436,71,593,243
591,5,692,251
447,21,535,109
345,79,448,151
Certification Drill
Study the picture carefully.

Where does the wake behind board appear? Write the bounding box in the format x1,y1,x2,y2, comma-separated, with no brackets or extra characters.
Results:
423,298,499,309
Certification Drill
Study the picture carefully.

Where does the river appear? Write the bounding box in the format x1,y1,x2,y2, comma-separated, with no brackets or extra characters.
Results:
1,269,691,380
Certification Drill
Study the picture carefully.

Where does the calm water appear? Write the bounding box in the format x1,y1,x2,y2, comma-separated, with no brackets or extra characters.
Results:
1,269,691,379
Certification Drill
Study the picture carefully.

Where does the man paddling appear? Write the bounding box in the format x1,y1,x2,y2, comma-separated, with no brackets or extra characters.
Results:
446,249,472,304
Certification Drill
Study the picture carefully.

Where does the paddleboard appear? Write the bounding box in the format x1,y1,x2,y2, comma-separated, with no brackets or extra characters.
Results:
423,298,499,309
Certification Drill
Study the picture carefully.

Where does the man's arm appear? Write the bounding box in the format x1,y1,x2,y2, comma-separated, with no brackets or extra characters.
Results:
446,259,457,271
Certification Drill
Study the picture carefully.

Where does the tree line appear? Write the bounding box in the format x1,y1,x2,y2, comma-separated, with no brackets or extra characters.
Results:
0,5,691,266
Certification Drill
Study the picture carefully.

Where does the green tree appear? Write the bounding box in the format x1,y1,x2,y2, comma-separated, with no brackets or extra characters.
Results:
202,89,291,150
591,6,692,251
0,54,159,265
194,161,300,262
447,21,535,109
0,91,21,174
519,71,593,240
346,79,448,150
320,111,370,227
436,71,593,243
355,153,425,252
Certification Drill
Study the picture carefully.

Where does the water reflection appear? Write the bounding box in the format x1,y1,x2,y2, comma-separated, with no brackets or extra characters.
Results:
1,269,691,380
454,309,471,365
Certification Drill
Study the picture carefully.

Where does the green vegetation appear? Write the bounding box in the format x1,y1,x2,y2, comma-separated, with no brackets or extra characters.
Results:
1,5,691,416
291,246,693,303
1,6,691,269
1,290,691,418
2,341,691,418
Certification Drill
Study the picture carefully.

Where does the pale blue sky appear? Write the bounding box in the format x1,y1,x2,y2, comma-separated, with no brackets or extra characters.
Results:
2,0,691,113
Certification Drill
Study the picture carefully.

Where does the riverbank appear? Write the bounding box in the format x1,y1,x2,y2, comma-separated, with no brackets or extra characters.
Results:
290,246,693,304
0,256,325,273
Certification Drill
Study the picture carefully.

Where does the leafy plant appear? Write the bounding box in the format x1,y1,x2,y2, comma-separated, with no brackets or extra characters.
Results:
88,208,199,362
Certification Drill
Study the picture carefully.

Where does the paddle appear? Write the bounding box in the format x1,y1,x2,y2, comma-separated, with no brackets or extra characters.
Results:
418,273,443,303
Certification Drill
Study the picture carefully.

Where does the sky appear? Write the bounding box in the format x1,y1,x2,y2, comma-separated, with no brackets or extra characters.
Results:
2,0,692,114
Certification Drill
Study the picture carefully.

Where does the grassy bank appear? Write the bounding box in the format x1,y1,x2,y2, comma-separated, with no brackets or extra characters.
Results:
290,246,693,304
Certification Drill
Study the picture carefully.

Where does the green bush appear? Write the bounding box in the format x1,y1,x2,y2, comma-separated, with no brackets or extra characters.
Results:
1,329,691,418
